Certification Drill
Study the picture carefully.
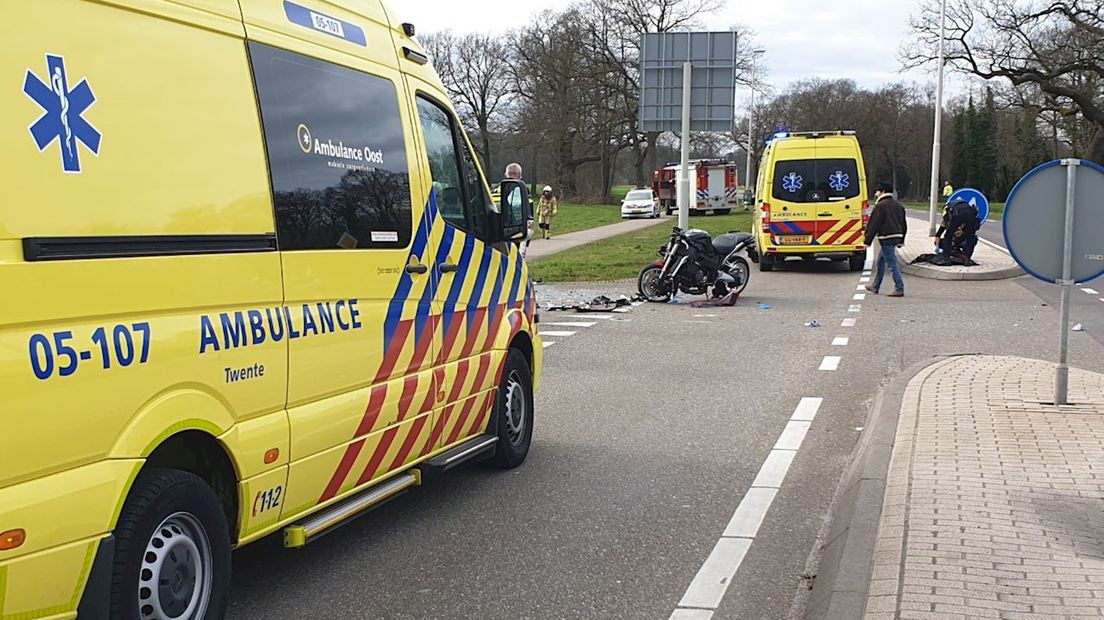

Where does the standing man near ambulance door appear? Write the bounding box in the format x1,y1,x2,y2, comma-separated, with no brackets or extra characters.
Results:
865,182,907,297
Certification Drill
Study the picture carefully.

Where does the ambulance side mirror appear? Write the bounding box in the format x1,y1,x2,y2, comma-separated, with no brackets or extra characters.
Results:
498,180,531,243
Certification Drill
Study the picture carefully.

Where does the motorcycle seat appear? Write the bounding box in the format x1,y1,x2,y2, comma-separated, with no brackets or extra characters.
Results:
713,232,749,256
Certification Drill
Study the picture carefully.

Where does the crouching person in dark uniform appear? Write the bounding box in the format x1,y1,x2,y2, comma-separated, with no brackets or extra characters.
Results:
864,182,907,297
935,198,981,263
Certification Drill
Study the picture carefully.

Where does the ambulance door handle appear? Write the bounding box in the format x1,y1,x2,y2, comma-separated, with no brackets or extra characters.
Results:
405,264,428,275
439,263,459,273
818,212,833,217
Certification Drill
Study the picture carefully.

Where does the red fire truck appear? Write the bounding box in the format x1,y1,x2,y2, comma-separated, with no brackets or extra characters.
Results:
653,160,740,216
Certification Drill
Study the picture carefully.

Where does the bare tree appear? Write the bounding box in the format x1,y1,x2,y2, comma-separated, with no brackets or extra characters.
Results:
422,31,512,170
904,0,1104,163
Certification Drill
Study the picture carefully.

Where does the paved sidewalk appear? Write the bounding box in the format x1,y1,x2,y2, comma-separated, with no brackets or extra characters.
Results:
524,216,671,260
867,355,1104,620
898,215,1022,280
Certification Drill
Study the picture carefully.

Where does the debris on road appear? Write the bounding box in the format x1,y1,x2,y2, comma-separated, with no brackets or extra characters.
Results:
547,294,640,313
691,291,739,308
1073,323,1084,332
759,303,771,310
805,320,821,328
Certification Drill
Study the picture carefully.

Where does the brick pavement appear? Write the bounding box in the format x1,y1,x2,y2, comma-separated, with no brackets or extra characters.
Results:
865,355,1104,620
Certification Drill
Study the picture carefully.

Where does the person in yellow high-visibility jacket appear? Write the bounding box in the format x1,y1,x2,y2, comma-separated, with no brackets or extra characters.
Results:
942,181,954,199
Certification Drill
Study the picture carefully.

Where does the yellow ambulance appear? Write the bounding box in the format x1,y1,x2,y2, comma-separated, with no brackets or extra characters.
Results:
753,131,869,272
1,2,540,618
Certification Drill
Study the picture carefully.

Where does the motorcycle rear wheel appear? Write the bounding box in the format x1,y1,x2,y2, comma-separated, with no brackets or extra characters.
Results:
729,257,751,295
638,266,672,302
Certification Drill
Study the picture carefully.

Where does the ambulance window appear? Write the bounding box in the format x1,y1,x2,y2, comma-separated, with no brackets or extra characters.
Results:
249,43,413,250
415,98,467,230
772,159,860,203
415,96,492,240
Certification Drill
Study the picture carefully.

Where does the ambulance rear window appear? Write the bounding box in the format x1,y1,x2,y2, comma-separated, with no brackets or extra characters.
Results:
250,43,413,250
772,159,860,203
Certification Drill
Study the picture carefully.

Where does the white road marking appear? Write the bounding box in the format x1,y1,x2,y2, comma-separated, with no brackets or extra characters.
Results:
1100,298,1104,303
848,304,861,312
774,420,813,450
1082,288,1100,295
613,308,632,313
819,356,841,371
669,609,714,620
856,285,866,291
853,293,865,301
791,397,823,421
542,341,555,349
676,538,753,610
694,314,717,318
671,397,821,616
684,321,713,325
541,321,597,328
859,276,870,283
580,314,614,319
539,330,576,337
862,271,872,276
832,336,849,346
750,450,797,488
722,488,778,538
841,318,857,327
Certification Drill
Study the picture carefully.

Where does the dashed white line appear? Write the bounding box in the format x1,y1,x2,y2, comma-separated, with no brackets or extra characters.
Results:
791,397,823,421
539,330,577,337
1082,288,1099,295
832,336,849,346
670,397,821,618
542,341,555,349
859,276,870,283
848,304,861,312
856,285,866,291
819,356,841,371
841,318,857,327
541,321,597,328
853,293,866,301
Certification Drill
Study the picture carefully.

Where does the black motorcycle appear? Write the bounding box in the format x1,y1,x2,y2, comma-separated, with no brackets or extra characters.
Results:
638,227,759,302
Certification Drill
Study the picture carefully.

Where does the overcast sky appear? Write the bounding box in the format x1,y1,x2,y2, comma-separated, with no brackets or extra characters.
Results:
395,0,945,98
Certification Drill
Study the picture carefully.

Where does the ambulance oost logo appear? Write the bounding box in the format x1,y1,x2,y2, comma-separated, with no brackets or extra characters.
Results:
23,54,101,174
297,123,313,154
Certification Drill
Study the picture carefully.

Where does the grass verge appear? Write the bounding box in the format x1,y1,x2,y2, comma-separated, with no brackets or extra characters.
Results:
550,204,626,235
530,212,754,282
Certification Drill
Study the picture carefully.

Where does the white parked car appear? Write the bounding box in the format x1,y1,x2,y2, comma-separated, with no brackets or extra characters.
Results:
621,188,661,219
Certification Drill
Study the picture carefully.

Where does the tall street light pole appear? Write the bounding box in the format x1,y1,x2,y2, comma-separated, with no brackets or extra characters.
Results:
744,49,765,210
927,0,948,235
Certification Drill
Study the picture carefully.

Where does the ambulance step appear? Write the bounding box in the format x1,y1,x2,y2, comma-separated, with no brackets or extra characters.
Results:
420,434,498,475
283,472,419,548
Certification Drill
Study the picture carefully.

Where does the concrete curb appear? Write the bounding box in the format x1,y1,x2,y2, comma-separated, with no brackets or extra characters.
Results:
802,355,956,620
901,262,1024,281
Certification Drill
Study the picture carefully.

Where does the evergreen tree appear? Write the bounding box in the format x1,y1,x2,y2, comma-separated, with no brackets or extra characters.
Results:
974,89,999,195
950,111,968,187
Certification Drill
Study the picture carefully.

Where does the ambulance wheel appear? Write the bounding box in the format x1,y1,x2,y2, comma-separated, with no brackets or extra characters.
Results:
110,468,231,620
492,348,534,469
759,254,774,272
849,254,865,272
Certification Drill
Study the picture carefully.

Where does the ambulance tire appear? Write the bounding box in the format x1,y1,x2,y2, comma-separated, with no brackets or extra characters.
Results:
492,348,534,469
849,254,865,272
110,468,231,620
759,254,774,272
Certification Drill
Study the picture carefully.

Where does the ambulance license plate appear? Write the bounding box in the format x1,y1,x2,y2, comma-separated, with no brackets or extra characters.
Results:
778,235,812,245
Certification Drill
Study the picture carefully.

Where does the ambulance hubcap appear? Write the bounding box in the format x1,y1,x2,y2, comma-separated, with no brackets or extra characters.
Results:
504,370,527,445
139,512,212,620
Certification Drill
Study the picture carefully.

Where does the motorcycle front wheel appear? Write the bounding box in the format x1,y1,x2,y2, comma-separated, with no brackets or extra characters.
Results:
638,266,672,302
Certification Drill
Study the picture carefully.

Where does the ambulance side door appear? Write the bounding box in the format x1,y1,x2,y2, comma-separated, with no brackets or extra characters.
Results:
408,82,510,453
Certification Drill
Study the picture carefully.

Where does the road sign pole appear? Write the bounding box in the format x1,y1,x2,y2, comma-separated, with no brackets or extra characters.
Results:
744,87,755,210
927,0,948,236
1055,159,1080,405
679,60,692,231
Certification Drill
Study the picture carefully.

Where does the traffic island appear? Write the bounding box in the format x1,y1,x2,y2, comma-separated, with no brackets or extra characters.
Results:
895,220,1023,281
806,355,1104,619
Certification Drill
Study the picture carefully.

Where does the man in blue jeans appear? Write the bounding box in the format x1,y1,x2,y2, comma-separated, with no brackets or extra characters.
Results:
864,182,907,297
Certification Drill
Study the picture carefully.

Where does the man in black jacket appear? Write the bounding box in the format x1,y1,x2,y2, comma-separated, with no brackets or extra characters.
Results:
864,181,907,297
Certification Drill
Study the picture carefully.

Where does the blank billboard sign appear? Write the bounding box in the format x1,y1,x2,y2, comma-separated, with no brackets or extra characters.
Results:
640,31,738,133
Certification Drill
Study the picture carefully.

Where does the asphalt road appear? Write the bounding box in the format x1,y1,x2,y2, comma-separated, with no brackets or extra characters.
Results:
227,257,1104,620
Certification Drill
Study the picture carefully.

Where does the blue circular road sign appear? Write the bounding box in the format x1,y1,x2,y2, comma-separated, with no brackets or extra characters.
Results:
947,188,990,225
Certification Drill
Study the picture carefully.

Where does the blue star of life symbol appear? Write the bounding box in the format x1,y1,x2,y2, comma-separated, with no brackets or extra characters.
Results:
23,54,101,173
782,172,803,193
828,170,850,192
